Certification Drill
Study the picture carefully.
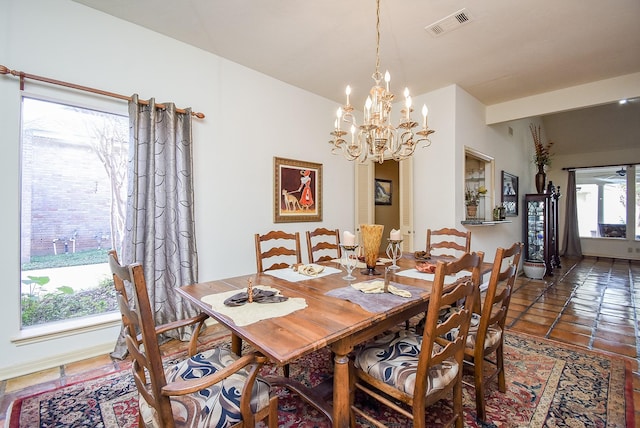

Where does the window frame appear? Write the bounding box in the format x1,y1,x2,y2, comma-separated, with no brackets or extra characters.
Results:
19,91,128,335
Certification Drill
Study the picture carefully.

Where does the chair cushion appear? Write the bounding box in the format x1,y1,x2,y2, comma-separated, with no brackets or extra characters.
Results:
440,309,502,351
466,322,503,350
139,348,271,428
353,330,459,397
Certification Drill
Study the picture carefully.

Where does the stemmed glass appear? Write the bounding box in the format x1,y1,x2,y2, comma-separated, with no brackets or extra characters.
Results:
339,244,359,280
386,239,403,270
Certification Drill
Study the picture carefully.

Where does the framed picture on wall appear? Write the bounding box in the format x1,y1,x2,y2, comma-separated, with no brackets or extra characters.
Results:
274,157,322,223
374,179,392,205
501,171,519,216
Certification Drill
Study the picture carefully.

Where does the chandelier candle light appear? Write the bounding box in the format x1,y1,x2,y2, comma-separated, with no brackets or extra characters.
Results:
329,0,435,164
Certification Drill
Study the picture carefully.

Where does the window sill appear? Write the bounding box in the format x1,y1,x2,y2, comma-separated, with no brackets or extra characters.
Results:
11,312,121,346
461,220,512,226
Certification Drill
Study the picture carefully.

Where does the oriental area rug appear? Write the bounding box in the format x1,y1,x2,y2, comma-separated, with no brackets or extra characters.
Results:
7,332,634,427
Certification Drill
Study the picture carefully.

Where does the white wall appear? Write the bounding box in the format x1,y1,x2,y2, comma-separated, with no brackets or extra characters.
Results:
0,0,353,378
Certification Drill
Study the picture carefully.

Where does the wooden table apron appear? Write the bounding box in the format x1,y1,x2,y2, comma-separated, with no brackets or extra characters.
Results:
176,255,488,427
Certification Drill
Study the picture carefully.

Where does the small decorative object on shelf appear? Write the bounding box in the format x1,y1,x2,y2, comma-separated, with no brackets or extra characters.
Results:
493,205,506,221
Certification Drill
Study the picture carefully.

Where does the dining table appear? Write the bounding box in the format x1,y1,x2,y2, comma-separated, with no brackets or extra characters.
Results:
176,253,492,427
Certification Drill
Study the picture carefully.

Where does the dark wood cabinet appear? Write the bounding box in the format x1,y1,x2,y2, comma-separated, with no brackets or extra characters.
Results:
524,184,561,276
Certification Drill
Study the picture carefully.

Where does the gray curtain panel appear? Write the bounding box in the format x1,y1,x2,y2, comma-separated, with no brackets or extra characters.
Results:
561,170,583,258
112,95,200,359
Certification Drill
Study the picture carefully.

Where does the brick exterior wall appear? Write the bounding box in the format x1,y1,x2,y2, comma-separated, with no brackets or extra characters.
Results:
21,134,114,261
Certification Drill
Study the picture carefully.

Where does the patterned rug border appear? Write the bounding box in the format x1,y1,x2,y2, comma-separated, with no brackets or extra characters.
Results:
6,330,635,427
5,331,233,428
504,330,635,428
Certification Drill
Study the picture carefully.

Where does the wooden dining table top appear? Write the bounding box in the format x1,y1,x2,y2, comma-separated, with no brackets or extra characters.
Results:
176,253,491,427
178,255,453,363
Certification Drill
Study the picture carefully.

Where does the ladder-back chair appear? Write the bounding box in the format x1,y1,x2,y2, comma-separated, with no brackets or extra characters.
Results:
350,252,483,428
255,230,302,273
305,227,341,263
464,242,523,421
108,252,278,428
426,227,471,258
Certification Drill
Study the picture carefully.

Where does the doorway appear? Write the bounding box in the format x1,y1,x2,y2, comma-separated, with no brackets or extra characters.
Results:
355,159,414,253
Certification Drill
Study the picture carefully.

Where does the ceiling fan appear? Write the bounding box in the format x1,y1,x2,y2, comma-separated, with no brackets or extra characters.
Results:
594,167,626,181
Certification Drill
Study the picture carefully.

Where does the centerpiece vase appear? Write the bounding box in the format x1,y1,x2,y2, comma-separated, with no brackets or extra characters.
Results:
535,164,546,194
360,224,384,275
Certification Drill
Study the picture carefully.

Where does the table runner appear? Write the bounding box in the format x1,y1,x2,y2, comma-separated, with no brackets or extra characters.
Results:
201,286,307,326
325,281,425,313
263,265,342,282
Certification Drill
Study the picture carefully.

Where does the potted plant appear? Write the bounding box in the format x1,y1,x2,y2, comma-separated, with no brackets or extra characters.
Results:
529,124,554,193
465,186,486,219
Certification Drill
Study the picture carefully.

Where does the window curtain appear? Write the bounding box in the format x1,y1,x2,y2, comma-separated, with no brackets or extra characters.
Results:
561,170,583,258
112,94,199,359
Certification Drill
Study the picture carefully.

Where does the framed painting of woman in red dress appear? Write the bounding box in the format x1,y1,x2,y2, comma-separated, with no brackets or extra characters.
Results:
274,157,322,223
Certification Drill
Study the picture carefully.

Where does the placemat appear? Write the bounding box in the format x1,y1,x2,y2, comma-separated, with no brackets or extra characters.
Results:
201,286,307,326
330,258,394,269
394,269,470,284
263,265,342,282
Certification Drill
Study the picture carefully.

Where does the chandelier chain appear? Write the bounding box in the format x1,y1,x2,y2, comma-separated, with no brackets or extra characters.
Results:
375,0,381,77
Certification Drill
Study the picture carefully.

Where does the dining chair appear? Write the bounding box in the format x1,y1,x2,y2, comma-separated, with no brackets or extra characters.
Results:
108,252,278,428
350,252,483,428
426,227,471,258
463,242,523,422
108,250,209,357
305,227,341,263
255,230,302,272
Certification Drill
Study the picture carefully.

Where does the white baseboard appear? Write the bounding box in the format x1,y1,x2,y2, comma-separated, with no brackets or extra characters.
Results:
0,342,116,381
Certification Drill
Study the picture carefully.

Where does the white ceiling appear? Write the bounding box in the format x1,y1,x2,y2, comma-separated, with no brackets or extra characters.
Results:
72,0,640,155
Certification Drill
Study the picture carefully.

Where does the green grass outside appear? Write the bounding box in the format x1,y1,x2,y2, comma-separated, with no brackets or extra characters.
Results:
21,248,117,327
22,248,110,270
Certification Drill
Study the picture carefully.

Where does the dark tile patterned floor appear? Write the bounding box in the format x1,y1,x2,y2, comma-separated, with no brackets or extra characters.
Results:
1,256,639,425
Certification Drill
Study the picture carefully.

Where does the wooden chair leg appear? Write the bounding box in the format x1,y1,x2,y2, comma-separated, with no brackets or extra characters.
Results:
497,344,506,392
268,396,278,428
454,376,464,428
474,356,487,422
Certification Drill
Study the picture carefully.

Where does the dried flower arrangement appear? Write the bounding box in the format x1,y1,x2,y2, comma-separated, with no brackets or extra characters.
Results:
529,124,554,168
465,186,487,206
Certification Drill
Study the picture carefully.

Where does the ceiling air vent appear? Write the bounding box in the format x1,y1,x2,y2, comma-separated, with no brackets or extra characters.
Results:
425,8,473,37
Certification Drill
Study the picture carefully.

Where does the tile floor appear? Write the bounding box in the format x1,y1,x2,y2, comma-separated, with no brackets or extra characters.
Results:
1,256,639,426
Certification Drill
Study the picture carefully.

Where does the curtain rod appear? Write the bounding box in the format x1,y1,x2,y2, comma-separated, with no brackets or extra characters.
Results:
0,65,205,119
562,162,638,171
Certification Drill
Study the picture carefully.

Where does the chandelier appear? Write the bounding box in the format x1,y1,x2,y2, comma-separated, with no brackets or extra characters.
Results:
329,0,435,164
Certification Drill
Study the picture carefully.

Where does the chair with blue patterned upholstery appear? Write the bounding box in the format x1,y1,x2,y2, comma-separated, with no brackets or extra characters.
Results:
108,252,278,428
349,252,483,428
464,242,522,422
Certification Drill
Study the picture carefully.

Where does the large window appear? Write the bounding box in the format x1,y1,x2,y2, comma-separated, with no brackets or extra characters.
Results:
576,165,638,239
20,96,128,328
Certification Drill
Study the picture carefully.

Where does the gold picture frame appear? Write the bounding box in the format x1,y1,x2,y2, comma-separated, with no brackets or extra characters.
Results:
274,157,322,223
